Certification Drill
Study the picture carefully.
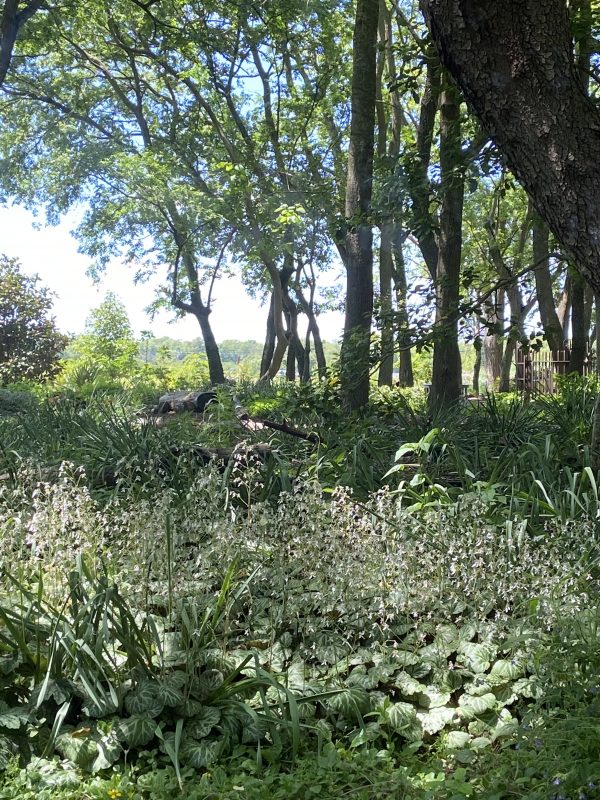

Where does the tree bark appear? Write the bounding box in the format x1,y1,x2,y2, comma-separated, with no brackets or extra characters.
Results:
378,223,395,385
429,82,464,412
195,307,225,385
532,214,564,352
569,270,587,374
260,293,276,378
392,230,414,387
421,0,600,295
340,0,379,410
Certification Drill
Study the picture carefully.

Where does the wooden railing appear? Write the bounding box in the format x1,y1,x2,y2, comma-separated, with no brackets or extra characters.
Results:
515,344,596,395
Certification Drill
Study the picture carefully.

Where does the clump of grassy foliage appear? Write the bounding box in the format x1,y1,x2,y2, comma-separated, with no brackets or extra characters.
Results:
0,376,599,798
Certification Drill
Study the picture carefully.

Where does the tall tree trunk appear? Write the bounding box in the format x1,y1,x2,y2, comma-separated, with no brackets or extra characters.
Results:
483,292,504,389
500,333,518,393
392,232,414,387
532,214,564,352
195,308,225,385
339,0,379,411
378,223,395,385
429,81,464,413
473,333,482,395
569,270,587,374
260,293,276,378
421,0,600,295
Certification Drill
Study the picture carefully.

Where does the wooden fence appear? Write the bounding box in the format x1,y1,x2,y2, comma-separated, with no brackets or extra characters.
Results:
515,345,596,395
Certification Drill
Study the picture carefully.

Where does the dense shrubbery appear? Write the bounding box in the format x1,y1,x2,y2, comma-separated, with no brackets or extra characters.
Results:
0,377,599,798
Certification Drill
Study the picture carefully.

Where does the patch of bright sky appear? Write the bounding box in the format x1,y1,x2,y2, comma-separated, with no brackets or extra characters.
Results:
1,205,344,344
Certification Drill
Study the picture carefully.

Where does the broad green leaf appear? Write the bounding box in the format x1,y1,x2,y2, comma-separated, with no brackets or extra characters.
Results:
457,642,496,673
458,692,498,719
416,686,452,709
157,673,187,707
445,730,471,749
386,701,418,733
56,727,99,769
180,738,220,769
124,680,164,718
512,676,542,699
488,659,523,682
190,670,224,702
92,734,122,772
417,706,455,735
185,706,221,740
393,671,424,696
327,687,370,720
115,715,157,747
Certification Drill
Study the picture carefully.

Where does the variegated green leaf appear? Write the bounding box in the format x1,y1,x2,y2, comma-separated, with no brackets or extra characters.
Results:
190,670,224,702
385,701,418,733
180,737,220,769
327,687,370,720
458,692,497,719
417,706,455,735
115,715,157,747
185,706,221,740
91,733,122,772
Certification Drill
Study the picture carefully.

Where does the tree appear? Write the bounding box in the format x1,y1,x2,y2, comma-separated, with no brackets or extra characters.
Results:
0,0,45,86
420,0,600,295
71,292,139,380
339,0,379,411
0,255,68,383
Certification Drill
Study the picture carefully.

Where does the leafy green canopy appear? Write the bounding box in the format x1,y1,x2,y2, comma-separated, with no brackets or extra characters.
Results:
0,255,68,384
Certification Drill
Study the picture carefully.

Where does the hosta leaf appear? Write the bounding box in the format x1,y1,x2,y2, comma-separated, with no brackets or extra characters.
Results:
457,642,496,673
488,659,523,682
393,671,424,696
417,706,455,735
416,686,452,709
124,680,163,718
180,737,220,769
115,715,157,747
185,706,221,740
91,734,122,772
458,692,498,719
190,670,224,702
327,687,370,720
385,701,418,733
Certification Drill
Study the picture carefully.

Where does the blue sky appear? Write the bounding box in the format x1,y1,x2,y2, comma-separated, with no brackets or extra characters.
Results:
1,205,344,343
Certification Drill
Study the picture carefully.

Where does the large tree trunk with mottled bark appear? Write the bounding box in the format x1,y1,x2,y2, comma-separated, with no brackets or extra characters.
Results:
339,0,379,410
421,0,600,295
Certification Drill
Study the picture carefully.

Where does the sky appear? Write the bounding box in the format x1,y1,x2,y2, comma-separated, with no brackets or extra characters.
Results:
1,205,344,344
